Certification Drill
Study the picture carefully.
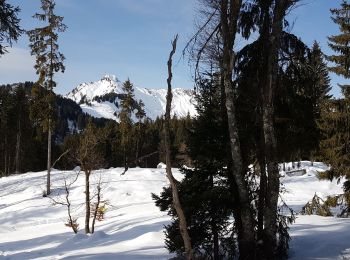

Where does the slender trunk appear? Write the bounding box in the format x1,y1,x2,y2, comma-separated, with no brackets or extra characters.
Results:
257,140,266,241
220,1,256,258
262,1,287,257
210,173,219,260
4,135,7,176
91,184,101,234
47,36,54,195
165,35,193,260
262,106,279,257
213,223,219,260
85,171,91,234
47,119,52,195
15,119,21,174
65,180,78,234
7,154,11,176
135,121,141,166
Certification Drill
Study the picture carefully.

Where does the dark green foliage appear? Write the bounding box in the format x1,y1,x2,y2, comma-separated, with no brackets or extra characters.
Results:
0,82,117,174
327,0,350,81
153,74,236,259
318,0,350,187
0,0,23,56
318,98,350,179
119,79,135,171
0,83,46,174
27,0,67,91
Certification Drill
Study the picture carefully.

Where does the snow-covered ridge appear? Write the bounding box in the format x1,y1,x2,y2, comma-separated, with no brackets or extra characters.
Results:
66,75,197,121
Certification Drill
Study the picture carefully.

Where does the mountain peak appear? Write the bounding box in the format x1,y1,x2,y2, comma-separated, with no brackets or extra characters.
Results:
101,74,118,82
66,75,197,121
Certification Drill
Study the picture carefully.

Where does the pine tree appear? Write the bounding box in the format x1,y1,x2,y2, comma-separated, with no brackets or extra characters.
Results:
309,42,332,101
0,0,23,56
134,99,146,165
317,0,350,213
27,0,67,195
119,79,135,173
327,0,350,95
153,74,236,259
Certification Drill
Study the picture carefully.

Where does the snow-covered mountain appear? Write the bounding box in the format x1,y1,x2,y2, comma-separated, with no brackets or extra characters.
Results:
66,75,197,121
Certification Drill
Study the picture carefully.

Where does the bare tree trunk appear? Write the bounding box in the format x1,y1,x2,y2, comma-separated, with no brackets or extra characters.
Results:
257,141,266,241
165,35,194,260
4,135,7,176
135,122,141,166
91,184,101,234
262,1,288,257
7,154,11,176
15,119,21,174
85,170,91,234
64,179,78,234
220,0,256,258
47,119,52,195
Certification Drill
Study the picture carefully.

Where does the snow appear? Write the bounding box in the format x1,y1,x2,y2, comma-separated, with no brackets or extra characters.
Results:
289,215,350,260
156,162,166,169
0,168,181,259
80,101,119,121
66,75,197,121
279,161,350,259
0,162,349,259
280,161,343,213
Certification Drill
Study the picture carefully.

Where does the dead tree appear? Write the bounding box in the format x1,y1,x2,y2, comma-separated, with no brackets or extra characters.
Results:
75,121,104,234
164,34,194,260
91,173,104,234
50,171,80,234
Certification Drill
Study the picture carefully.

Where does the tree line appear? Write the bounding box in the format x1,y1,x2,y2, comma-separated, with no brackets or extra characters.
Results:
154,0,350,259
2,0,350,259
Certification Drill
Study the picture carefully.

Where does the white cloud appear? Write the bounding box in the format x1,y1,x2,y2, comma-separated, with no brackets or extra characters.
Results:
0,47,37,84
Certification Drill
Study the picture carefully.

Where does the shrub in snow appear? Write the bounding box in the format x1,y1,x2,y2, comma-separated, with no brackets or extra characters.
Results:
65,218,79,234
90,201,107,221
301,193,350,217
301,194,333,216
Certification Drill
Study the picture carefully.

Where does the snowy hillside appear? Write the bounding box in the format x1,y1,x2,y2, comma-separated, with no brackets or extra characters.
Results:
66,75,197,121
0,163,350,259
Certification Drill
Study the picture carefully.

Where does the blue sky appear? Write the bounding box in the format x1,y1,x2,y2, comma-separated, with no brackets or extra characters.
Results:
0,0,345,97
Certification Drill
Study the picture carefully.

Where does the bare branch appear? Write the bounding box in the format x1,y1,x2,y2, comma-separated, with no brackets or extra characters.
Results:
51,149,70,169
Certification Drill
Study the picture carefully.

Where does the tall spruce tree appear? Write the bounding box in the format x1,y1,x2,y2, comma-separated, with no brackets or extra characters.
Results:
327,0,350,95
317,0,350,212
153,73,236,259
119,79,135,173
27,0,67,195
134,99,146,166
0,0,23,56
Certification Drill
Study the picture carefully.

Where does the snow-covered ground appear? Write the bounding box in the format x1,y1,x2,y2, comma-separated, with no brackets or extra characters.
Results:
0,162,349,259
280,162,350,260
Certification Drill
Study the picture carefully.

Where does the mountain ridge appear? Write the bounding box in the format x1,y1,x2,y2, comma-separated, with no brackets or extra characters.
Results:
66,75,197,121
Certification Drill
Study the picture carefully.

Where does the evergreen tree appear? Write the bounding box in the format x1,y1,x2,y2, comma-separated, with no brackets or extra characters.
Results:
134,99,146,165
27,0,67,195
119,79,135,173
317,0,350,213
153,74,235,259
327,0,350,95
0,0,23,56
